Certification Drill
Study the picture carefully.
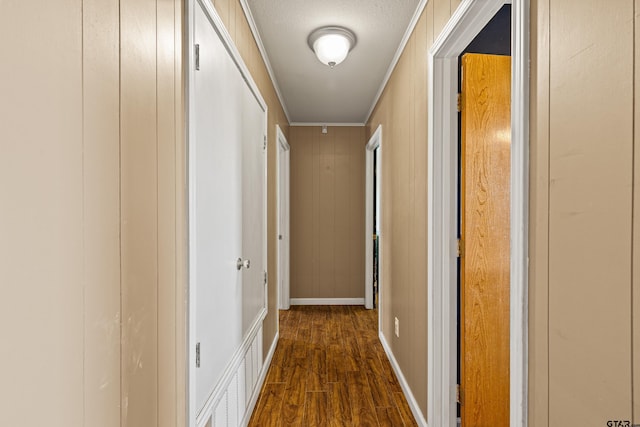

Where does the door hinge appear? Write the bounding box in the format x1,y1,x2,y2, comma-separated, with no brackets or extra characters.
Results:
195,342,201,368
457,93,462,112
457,239,465,258
457,384,464,405
264,271,267,285
195,44,200,71
263,135,267,150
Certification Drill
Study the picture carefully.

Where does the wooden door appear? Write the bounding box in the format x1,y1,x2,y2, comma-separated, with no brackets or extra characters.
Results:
460,53,511,427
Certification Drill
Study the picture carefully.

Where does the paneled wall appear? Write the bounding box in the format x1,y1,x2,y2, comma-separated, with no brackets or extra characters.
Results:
529,0,635,424
368,0,639,423
0,0,184,425
213,0,290,358
120,0,184,425
366,4,431,416
288,126,366,300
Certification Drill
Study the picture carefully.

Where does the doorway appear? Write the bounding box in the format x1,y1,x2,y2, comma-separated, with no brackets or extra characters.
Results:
457,7,511,427
277,125,291,310
427,1,529,426
365,125,382,313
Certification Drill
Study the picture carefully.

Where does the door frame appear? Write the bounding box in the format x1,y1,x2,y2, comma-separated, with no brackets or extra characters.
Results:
365,125,382,311
427,1,529,426
276,125,290,310
186,0,269,424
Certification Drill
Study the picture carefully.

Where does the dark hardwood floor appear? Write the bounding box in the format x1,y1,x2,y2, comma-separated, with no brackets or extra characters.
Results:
248,306,418,426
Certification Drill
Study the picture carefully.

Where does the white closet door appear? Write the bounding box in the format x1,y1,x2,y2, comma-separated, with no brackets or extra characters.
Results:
192,1,267,414
193,4,243,411
241,84,266,334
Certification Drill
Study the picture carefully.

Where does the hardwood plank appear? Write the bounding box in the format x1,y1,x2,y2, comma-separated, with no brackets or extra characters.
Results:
326,344,347,383
304,392,329,427
328,382,353,425
366,370,393,408
393,392,418,427
376,406,405,427
248,306,417,426
248,383,285,427
280,365,307,426
346,370,378,427
306,347,328,392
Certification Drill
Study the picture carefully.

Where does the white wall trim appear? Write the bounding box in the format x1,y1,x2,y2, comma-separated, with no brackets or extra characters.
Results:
276,125,290,310
290,298,365,306
240,331,279,427
365,125,382,310
237,0,292,123
379,332,428,427
364,0,428,123
196,308,267,427
427,1,529,427
289,122,366,127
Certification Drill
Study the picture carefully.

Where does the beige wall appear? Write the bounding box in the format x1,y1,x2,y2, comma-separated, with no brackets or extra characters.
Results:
529,0,634,425
213,0,290,358
120,0,185,425
0,0,184,425
369,0,639,423
366,4,430,416
288,126,366,299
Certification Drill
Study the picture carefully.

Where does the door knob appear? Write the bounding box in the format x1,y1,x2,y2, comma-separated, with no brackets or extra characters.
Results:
237,258,251,270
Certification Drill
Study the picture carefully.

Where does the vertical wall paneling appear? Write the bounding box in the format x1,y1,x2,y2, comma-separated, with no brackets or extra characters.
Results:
0,0,184,425
366,5,446,420
434,0,450,41
548,0,633,424
451,0,462,15
319,128,336,297
0,1,84,425
411,12,429,416
634,1,640,423
158,0,179,425
529,0,550,425
120,0,159,423
289,127,366,300
335,129,351,298
83,0,122,425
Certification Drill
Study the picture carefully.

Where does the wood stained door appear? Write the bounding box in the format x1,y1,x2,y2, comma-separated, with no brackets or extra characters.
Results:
460,53,511,427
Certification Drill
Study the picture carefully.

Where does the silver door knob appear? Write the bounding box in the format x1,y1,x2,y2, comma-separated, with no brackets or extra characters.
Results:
236,258,251,270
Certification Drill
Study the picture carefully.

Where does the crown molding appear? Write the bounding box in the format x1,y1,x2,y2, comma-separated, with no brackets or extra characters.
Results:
364,0,429,124
238,0,292,123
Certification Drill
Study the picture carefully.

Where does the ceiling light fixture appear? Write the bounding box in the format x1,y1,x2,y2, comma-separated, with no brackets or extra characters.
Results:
307,26,357,68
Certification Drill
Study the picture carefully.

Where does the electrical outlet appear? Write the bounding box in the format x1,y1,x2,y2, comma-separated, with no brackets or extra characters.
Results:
394,317,400,337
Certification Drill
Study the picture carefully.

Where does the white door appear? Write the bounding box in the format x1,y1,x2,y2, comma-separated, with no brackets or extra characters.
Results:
241,84,267,333
277,128,290,310
192,2,266,413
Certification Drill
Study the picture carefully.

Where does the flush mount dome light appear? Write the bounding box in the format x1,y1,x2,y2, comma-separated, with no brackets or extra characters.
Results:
307,26,357,68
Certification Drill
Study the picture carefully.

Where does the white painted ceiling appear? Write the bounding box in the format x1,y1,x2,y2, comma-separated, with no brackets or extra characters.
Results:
245,0,422,124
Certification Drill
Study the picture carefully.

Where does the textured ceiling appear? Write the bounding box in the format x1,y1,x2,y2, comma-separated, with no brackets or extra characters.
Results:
245,0,421,124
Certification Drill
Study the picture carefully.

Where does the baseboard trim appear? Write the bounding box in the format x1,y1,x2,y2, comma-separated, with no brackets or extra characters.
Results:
241,331,279,427
290,298,365,306
379,332,428,427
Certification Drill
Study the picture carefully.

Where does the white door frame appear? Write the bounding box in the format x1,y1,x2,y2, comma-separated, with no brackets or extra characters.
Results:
276,125,290,310
427,1,529,426
365,125,382,311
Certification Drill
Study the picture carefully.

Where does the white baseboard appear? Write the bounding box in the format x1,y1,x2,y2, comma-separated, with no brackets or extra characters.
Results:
289,298,365,305
241,331,279,427
379,332,428,427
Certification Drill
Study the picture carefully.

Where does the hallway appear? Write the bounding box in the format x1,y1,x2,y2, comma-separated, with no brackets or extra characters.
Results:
248,306,418,426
